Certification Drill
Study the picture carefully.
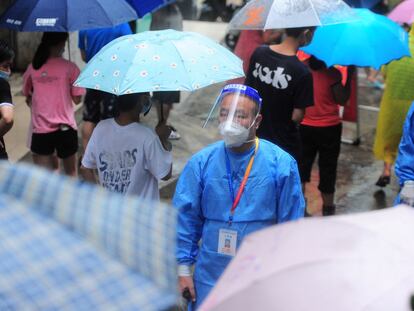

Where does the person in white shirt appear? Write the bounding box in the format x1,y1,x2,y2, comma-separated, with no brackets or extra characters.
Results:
81,92,172,201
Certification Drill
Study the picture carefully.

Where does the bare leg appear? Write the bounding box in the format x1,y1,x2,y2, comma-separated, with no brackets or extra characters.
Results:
321,192,335,216
82,121,96,151
51,154,59,172
383,161,392,177
61,154,77,177
32,154,55,171
321,192,335,207
302,183,311,216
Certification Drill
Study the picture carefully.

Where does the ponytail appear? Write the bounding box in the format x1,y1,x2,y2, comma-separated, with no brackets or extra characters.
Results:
32,32,68,70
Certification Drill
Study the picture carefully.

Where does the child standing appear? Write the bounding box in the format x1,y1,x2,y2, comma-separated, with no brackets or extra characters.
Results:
23,32,85,176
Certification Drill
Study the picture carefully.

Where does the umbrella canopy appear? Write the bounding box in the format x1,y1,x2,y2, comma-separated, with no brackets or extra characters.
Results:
0,162,178,310
302,8,410,69
126,0,176,18
228,0,357,30
201,206,414,311
388,0,414,25
0,0,137,32
75,29,244,95
345,0,381,8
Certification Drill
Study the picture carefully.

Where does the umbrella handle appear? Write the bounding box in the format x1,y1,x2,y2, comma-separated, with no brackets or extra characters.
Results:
182,288,192,301
160,103,164,123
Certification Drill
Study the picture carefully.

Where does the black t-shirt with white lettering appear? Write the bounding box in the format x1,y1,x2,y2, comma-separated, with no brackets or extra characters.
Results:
245,45,314,160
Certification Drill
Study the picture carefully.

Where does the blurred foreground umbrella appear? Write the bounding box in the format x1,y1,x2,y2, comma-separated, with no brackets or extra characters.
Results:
75,29,244,95
126,0,176,18
302,8,410,69
388,0,414,25
228,0,357,30
0,0,137,32
0,162,177,310
201,206,414,311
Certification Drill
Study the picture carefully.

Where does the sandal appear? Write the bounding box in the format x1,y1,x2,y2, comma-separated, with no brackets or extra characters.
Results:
375,175,390,187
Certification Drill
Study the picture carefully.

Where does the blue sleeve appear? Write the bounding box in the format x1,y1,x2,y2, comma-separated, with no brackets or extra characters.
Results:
276,159,305,223
172,159,204,266
78,31,86,50
395,102,414,187
119,23,133,36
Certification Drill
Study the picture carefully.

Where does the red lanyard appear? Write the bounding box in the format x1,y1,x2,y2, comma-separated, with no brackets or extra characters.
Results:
224,138,259,223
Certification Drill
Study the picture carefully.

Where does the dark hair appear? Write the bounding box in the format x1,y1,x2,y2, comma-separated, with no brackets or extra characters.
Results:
32,32,68,70
285,27,315,38
308,55,326,71
117,92,150,112
0,40,14,63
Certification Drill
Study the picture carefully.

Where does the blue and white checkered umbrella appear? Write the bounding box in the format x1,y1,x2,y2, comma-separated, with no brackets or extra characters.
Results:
74,29,244,95
0,163,178,310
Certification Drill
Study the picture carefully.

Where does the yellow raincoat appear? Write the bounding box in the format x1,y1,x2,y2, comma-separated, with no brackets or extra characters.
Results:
373,26,414,164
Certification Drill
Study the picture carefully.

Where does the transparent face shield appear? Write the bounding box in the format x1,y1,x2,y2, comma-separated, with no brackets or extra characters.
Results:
203,84,262,147
203,84,262,129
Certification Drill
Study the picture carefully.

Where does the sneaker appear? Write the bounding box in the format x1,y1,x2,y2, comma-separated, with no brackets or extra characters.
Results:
168,126,181,140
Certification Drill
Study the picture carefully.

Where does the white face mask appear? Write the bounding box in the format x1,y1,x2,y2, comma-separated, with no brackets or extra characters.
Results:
219,122,250,148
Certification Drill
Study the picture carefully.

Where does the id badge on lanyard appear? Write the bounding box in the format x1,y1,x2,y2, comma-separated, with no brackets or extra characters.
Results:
218,229,237,256
217,138,259,257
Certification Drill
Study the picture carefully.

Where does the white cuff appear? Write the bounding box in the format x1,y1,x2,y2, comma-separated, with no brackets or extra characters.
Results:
178,264,193,277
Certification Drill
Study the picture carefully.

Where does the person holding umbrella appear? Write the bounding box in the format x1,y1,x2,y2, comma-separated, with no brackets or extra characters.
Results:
174,84,304,309
80,92,172,200
245,27,315,162
0,40,15,160
22,32,85,176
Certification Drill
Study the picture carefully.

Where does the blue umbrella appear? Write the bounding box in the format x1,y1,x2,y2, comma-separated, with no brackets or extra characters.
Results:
126,0,176,18
0,0,137,32
345,0,381,8
75,29,244,95
302,9,410,69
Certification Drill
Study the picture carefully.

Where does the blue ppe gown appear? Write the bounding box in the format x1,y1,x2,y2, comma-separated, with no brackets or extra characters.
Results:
395,102,414,204
173,139,305,310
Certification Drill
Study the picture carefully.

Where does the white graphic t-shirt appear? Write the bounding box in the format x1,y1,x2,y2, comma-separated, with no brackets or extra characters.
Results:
82,119,172,201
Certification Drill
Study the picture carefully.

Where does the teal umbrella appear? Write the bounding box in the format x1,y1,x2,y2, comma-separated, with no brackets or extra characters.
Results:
74,29,244,95
302,9,410,69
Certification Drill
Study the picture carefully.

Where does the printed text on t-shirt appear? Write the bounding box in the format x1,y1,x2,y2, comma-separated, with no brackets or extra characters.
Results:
98,149,138,194
252,63,292,89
